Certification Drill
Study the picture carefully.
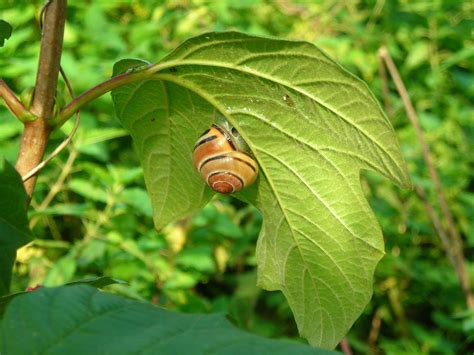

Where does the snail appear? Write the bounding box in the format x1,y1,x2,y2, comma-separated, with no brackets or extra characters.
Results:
193,117,258,194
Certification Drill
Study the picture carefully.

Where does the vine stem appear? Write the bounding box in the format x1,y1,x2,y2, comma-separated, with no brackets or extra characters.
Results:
377,46,474,309
15,0,67,198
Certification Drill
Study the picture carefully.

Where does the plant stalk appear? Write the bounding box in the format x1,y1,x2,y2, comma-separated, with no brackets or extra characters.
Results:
15,0,67,198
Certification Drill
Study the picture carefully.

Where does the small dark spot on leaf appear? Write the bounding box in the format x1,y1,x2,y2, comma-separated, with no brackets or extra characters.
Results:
151,118,156,122
169,67,178,73
231,127,238,136
283,94,295,107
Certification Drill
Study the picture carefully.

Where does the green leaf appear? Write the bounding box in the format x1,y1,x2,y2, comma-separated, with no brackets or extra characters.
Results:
175,245,215,273
69,178,108,203
0,276,124,314
112,32,411,348
112,58,215,227
0,158,31,296
0,285,338,354
42,256,77,286
30,203,88,217
64,276,127,288
119,187,153,217
0,20,12,47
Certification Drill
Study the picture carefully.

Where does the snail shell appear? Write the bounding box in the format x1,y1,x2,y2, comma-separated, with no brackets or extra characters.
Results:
193,121,258,194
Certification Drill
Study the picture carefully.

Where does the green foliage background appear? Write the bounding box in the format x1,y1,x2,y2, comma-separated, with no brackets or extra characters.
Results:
0,0,472,353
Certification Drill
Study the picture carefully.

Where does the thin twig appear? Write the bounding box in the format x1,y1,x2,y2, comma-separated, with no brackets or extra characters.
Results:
21,114,79,182
339,337,352,355
368,307,382,355
378,46,460,246
414,185,457,267
377,51,393,118
378,46,474,309
29,148,79,229
366,0,386,33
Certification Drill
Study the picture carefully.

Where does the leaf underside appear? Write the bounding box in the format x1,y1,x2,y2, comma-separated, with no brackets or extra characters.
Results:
112,32,411,349
0,285,337,354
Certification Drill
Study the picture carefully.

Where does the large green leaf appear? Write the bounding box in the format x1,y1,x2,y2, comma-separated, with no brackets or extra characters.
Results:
0,285,338,354
0,158,31,296
112,32,411,348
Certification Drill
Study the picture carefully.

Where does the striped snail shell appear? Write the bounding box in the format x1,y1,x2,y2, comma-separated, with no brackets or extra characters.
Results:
193,119,258,194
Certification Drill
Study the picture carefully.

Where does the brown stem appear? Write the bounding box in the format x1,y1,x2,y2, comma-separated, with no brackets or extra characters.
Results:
377,51,393,118
15,0,67,198
368,308,382,355
21,111,79,182
378,46,474,309
339,337,352,355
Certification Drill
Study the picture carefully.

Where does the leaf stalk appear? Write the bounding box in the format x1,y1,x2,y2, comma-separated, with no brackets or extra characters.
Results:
0,80,36,122
56,69,151,127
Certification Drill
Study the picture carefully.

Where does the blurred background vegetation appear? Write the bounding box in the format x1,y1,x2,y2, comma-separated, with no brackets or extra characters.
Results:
1,0,472,353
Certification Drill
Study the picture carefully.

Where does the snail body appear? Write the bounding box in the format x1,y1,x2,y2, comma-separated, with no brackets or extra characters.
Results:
193,119,258,194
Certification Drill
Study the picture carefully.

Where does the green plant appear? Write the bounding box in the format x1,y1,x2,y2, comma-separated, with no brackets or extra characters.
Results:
1,1,472,353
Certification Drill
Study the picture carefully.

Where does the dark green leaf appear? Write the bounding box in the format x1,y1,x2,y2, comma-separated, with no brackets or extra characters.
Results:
0,158,31,296
0,20,12,47
0,285,338,354
0,276,124,317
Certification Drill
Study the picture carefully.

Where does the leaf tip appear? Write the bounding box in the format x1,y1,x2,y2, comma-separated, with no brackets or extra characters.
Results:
394,164,413,190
